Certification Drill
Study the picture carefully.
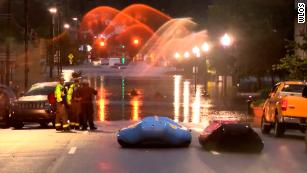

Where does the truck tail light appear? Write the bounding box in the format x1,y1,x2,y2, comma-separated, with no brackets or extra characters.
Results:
281,99,288,111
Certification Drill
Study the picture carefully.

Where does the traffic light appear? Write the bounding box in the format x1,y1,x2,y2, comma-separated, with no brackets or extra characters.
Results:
132,38,140,46
99,41,105,47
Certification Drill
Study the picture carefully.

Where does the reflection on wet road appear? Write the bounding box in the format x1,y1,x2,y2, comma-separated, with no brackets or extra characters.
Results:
83,75,249,126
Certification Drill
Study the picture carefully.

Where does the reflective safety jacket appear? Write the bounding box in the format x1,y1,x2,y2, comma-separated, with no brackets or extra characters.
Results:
54,83,65,103
67,83,80,105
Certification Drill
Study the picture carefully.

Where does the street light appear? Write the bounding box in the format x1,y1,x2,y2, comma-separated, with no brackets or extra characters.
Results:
174,52,181,59
64,23,70,29
192,46,201,58
220,33,232,47
184,51,190,59
48,7,57,14
201,42,210,52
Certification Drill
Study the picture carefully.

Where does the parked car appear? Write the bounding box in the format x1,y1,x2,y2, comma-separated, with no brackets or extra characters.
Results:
10,82,58,129
261,81,307,137
0,84,17,127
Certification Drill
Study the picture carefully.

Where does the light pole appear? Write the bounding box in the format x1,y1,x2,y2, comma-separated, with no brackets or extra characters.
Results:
61,23,70,72
72,17,78,40
220,33,233,97
201,42,210,92
192,46,201,94
24,0,29,89
49,7,57,78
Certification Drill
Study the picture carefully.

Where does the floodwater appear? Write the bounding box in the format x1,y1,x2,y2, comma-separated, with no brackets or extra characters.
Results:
85,75,251,125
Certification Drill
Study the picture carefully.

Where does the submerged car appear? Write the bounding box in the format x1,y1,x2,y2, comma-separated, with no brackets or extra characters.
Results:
199,121,264,152
117,116,192,147
10,82,58,129
0,84,17,127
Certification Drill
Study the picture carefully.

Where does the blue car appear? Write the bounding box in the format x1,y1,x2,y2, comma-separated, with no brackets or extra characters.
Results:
117,116,192,147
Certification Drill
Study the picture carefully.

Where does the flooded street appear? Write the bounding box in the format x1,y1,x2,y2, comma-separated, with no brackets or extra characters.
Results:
84,75,251,126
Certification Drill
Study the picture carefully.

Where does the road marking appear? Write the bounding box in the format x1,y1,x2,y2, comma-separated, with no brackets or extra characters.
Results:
210,151,220,155
68,147,77,154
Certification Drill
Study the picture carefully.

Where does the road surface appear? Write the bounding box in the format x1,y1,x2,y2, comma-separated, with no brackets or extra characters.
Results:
0,121,306,173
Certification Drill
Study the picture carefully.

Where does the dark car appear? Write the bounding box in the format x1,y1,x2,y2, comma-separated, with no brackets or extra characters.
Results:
0,84,17,127
198,121,263,153
10,82,58,129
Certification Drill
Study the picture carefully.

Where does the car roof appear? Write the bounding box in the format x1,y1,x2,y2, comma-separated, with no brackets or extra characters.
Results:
30,82,58,88
281,81,306,85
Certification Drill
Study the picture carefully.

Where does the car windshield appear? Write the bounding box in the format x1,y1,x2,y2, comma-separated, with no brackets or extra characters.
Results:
25,85,55,96
282,84,306,93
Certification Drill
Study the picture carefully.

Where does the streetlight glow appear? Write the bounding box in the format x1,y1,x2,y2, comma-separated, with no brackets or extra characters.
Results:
64,23,70,29
201,42,210,52
72,17,78,21
48,7,57,14
192,46,201,58
184,51,190,59
220,33,232,46
174,52,181,59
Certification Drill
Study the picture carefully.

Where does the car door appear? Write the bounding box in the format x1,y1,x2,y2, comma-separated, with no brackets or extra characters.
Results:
269,83,283,121
266,83,281,122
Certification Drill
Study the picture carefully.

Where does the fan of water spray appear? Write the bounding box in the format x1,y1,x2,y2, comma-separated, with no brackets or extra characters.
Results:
138,18,208,65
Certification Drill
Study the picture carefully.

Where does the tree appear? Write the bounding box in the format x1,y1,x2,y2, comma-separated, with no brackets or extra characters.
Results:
273,35,307,81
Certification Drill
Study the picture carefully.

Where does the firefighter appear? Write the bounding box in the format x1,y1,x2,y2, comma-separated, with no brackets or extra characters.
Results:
67,77,82,130
79,80,98,130
54,77,70,131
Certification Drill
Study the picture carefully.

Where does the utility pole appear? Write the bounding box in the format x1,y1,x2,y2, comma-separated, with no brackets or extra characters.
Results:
5,0,11,86
24,0,29,89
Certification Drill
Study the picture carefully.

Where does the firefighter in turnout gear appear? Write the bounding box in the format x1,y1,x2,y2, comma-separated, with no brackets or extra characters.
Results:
54,77,70,131
79,80,98,130
67,77,82,130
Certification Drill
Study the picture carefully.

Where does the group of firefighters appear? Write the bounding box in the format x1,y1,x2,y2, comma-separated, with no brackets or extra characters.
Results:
54,74,98,131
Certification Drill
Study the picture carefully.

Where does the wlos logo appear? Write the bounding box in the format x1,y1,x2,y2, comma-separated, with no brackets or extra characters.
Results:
298,3,305,23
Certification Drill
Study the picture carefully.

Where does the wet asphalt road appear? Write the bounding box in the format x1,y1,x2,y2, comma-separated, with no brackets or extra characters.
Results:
0,121,306,173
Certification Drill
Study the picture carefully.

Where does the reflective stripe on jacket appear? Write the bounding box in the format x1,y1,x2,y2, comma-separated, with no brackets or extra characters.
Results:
67,84,75,105
55,83,64,103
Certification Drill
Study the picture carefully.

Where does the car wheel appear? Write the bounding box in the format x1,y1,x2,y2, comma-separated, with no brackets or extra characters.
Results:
12,121,24,129
273,119,284,137
261,114,271,134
